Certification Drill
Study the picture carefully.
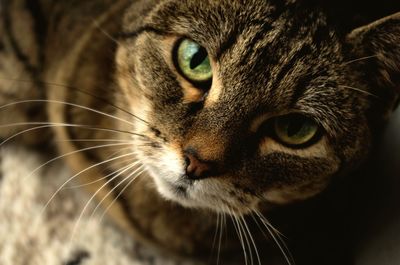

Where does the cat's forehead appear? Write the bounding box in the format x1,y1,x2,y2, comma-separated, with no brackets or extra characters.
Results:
128,0,329,43
126,0,339,70
123,0,348,132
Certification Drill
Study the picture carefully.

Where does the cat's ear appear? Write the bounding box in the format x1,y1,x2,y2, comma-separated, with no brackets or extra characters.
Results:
346,12,400,113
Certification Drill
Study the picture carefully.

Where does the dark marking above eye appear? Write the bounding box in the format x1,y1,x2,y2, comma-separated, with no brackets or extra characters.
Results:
239,23,274,65
289,74,313,106
271,44,312,91
216,25,240,60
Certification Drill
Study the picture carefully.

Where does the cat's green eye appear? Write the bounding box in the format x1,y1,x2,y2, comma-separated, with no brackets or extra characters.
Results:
274,114,319,147
175,39,212,83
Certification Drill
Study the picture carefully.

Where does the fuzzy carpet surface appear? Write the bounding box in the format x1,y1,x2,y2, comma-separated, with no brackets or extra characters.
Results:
0,145,195,265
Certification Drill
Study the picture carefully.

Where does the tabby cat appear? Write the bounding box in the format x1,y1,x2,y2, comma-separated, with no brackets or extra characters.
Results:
0,0,399,264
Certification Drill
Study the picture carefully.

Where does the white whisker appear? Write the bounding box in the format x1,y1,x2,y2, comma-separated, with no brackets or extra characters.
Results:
38,152,136,219
228,208,248,265
0,122,142,147
93,19,123,46
216,212,225,265
98,167,145,222
338,85,378,98
68,157,140,246
342,55,378,66
0,77,149,125
241,215,261,265
254,210,285,237
22,142,132,182
55,139,133,143
211,213,221,260
254,210,294,265
0,99,136,126
237,216,254,265
65,158,136,189
90,163,143,219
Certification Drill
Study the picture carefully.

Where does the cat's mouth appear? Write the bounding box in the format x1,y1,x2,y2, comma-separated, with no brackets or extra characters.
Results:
149,169,257,215
134,142,258,214
161,177,192,199
153,174,203,206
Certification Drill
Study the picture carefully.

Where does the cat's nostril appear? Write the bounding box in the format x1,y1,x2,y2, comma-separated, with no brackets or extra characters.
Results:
184,152,212,180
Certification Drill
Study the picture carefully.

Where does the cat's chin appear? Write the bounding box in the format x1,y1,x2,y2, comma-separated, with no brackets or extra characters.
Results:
153,177,199,206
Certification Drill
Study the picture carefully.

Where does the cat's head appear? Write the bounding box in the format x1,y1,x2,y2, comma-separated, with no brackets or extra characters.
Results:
115,0,400,215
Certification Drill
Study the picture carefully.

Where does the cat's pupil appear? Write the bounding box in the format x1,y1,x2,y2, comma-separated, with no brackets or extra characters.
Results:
190,47,208,69
287,119,304,137
273,114,319,147
175,39,212,83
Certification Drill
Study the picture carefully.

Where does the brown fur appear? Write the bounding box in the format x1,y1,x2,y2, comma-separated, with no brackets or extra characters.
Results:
1,0,399,264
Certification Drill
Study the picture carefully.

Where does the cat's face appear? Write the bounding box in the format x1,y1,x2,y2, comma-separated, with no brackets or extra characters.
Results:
115,0,399,215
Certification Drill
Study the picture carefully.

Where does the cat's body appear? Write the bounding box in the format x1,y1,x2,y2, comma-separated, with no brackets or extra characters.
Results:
0,0,399,264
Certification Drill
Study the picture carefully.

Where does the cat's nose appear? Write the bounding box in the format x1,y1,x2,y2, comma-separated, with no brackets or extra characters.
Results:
184,148,214,180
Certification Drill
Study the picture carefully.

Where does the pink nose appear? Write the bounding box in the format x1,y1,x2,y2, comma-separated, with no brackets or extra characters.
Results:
184,150,213,180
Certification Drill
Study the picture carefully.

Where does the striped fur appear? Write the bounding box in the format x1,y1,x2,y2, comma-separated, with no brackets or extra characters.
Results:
0,0,399,264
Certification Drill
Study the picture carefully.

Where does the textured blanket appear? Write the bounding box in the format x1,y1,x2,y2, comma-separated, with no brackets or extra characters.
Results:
0,145,194,265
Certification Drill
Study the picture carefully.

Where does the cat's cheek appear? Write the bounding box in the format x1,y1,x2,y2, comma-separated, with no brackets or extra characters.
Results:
261,167,335,205
263,185,328,204
142,143,187,188
159,145,185,177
